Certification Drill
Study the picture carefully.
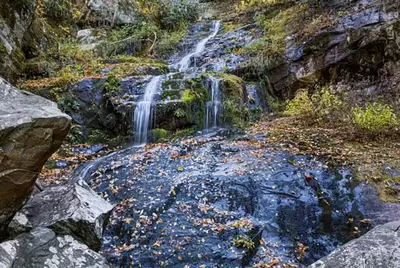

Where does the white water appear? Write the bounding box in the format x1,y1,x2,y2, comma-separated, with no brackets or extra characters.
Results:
134,20,222,144
134,75,162,145
205,77,222,128
174,20,221,72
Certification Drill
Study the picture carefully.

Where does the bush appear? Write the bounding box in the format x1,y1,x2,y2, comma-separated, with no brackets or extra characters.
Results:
158,0,200,30
352,103,398,135
312,86,343,121
284,87,344,123
284,90,314,119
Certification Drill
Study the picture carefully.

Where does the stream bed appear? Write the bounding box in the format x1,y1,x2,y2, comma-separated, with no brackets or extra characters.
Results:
76,130,400,267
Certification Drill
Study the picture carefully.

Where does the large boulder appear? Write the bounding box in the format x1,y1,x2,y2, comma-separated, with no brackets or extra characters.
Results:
0,78,71,236
309,221,400,268
0,227,110,268
8,180,114,251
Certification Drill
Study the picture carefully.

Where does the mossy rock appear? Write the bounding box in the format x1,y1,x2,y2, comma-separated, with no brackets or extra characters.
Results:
0,42,8,54
205,73,246,103
149,128,169,143
219,73,246,102
161,90,180,100
162,79,181,91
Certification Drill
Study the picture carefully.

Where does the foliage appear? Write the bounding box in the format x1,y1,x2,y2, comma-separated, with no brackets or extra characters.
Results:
223,98,250,128
58,66,79,85
58,93,80,113
174,108,186,118
181,89,197,103
284,87,344,123
43,0,81,22
352,103,398,135
311,86,344,121
266,94,285,112
233,235,255,249
103,75,122,97
150,128,169,142
284,90,314,119
157,0,199,30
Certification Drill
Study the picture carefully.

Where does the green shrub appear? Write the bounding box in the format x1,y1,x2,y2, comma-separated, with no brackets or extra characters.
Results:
158,0,199,30
352,103,398,135
284,87,344,122
284,90,314,119
312,86,343,121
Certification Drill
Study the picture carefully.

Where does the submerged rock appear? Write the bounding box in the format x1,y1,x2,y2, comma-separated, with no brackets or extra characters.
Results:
309,221,400,268
8,180,113,251
0,227,110,268
0,78,71,236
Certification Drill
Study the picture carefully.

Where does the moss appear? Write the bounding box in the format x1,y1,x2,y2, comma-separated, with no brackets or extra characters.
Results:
162,79,180,90
207,73,245,102
10,47,25,70
222,97,250,128
161,90,180,100
169,127,196,141
223,21,244,33
0,42,8,54
181,89,196,103
150,128,169,143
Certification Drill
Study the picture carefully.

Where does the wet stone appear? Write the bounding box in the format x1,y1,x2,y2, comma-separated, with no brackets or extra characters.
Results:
76,133,400,267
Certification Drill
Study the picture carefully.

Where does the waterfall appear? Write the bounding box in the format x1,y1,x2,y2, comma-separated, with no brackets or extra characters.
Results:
205,77,222,128
174,20,221,72
134,75,162,145
133,20,222,144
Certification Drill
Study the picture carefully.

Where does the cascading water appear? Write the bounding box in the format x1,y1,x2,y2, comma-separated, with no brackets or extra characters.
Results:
174,20,221,72
134,75,162,145
205,77,222,128
133,20,222,144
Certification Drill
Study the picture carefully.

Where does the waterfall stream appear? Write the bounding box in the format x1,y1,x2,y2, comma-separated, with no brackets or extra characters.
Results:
173,20,221,72
205,77,222,128
133,20,221,144
134,75,162,145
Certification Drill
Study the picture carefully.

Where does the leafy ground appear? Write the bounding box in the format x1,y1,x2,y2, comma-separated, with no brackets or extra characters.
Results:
250,116,400,203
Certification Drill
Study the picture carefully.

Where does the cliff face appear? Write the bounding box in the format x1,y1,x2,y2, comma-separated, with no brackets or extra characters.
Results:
0,0,41,83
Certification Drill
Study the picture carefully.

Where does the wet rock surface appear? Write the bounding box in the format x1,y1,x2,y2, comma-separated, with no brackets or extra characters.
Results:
8,180,113,251
309,220,400,268
0,227,110,268
0,78,71,236
76,131,400,267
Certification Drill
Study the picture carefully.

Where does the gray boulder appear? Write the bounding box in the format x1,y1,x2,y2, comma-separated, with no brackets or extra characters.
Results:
8,180,113,251
0,78,71,236
309,221,400,268
0,227,110,268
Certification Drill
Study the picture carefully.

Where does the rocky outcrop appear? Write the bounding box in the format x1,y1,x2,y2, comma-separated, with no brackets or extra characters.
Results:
8,180,113,251
0,78,71,235
269,0,400,97
309,221,400,268
0,0,38,82
0,227,110,268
